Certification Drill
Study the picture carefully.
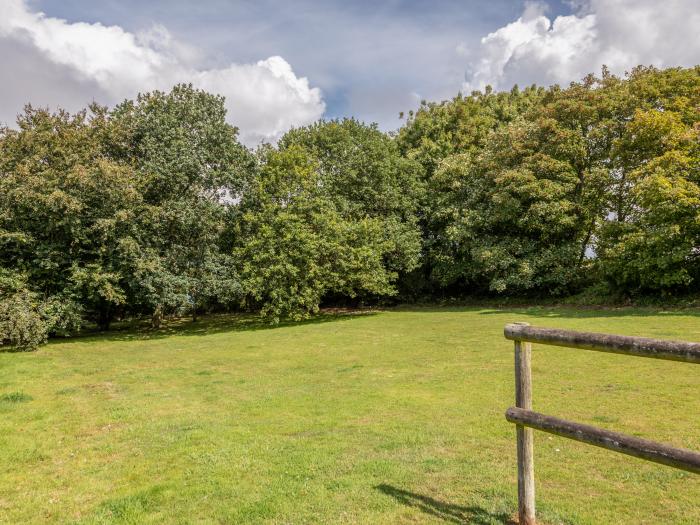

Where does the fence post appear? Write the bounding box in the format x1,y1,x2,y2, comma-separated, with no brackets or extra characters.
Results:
514,322,535,525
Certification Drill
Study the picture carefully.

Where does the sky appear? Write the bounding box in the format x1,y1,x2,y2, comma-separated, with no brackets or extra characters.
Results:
1,0,699,145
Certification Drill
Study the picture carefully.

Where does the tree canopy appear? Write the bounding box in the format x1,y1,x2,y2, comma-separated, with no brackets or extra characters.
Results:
1,66,699,349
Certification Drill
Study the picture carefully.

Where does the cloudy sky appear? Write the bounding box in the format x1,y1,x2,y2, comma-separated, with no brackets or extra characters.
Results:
2,0,699,145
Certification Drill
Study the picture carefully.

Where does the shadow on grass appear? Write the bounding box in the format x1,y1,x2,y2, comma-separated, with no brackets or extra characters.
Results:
376,484,515,525
63,309,379,345
393,304,700,319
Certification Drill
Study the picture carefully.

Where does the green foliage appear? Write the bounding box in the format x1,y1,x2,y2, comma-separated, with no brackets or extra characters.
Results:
1,67,700,344
0,289,47,351
414,84,610,295
0,105,144,329
279,119,424,274
397,85,546,177
235,143,397,322
110,84,252,322
0,270,82,348
396,86,548,294
39,294,83,337
427,116,606,294
110,84,249,201
399,66,700,298
597,107,700,293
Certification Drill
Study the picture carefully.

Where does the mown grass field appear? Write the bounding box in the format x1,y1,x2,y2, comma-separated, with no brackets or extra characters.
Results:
1,307,699,524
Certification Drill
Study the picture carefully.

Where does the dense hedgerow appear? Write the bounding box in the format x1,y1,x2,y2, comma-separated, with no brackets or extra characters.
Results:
1,66,699,348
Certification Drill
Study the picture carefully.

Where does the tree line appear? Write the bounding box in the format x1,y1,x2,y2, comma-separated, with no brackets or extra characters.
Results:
1,66,699,349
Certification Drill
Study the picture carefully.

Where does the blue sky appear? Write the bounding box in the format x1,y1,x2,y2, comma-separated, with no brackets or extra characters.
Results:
29,0,569,121
4,1,700,144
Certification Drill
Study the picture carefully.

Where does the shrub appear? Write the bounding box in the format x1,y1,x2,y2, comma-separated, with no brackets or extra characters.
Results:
0,289,49,351
40,295,83,337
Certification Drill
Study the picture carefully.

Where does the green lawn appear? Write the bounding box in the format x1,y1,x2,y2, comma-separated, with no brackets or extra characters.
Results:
1,307,699,524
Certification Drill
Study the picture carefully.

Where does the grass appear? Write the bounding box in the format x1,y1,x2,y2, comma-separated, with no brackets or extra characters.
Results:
0,306,699,524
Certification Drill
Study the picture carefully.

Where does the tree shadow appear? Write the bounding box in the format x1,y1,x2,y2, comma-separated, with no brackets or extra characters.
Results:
50,309,379,345
375,484,516,525
476,306,700,319
393,304,700,319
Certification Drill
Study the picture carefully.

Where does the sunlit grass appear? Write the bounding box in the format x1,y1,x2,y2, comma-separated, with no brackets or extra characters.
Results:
1,307,698,524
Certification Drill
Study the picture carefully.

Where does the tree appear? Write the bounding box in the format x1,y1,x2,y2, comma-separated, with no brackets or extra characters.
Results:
427,114,608,294
3,67,700,342
395,86,546,294
397,86,546,178
399,66,700,298
234,144,398,322
109,84,252,322
0,105,143,329
279,119,424,278
597,108,700,294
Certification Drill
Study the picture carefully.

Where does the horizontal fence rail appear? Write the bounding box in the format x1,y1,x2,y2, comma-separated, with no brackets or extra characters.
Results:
504,324,700,363
506,407,700,475
504,322,700,525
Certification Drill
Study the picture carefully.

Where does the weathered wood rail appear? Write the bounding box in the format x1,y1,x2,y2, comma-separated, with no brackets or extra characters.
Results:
504,322,700,525
506,407,700,474
504,323,700,363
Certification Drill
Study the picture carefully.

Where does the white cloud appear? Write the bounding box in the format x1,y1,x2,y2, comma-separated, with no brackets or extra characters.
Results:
196,57,326,145
0,0,325,145
463,0,700,92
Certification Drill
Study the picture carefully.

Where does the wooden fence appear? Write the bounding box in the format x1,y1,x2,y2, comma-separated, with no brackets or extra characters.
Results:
504,322,700,525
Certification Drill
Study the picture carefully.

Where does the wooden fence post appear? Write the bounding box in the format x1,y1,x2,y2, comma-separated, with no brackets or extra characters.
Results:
504,323,700,520
514,322,535,525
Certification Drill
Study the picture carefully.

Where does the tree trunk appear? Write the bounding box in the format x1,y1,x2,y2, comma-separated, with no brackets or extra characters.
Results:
151,304,163,329
97,305,113,331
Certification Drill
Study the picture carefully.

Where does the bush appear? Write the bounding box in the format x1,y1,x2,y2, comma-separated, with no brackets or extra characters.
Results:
39,295,83,337
0,290,49,351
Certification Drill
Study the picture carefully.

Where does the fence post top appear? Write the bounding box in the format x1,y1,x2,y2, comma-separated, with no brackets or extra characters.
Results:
505,322,530,339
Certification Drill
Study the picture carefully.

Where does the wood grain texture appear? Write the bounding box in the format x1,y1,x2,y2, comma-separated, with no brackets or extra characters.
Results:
514,322,536,525
506,407,700,475
504,324,700,363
